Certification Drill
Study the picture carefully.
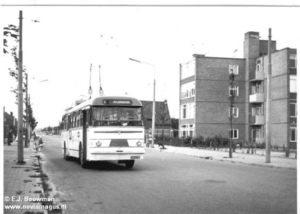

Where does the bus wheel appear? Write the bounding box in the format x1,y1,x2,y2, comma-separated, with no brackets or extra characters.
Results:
64,143,70,161
79,144,88,168
125,160,135,169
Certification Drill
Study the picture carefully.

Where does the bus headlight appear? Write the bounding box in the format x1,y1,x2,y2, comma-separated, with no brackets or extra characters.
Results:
96,141,102,147
136,141,142,146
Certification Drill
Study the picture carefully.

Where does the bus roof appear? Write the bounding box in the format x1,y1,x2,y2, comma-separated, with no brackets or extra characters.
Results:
63,96,143,116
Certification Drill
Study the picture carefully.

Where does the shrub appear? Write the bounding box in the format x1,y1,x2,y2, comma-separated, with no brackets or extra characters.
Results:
204,136,212,148
256,142,266,149
183,136,192,145
191,135,205,147
168,137,184,147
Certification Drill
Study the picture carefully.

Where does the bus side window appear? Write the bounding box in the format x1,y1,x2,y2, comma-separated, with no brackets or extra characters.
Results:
80,113,83,127
89,109,93,126
73,113,76,128
67,116,71,130
86,109,90,126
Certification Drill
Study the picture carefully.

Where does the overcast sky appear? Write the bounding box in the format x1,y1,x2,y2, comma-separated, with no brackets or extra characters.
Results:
1,1,299,128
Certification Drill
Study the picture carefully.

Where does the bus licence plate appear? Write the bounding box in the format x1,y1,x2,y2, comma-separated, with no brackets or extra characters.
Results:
131,156,140,159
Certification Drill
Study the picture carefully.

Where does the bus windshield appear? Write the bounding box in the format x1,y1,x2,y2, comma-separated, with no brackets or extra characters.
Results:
92,107,143,126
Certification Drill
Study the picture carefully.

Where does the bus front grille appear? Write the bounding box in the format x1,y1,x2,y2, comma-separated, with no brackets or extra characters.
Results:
109,139,129,147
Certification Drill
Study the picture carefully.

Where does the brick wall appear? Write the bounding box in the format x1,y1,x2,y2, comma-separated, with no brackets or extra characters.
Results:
193,57,246,140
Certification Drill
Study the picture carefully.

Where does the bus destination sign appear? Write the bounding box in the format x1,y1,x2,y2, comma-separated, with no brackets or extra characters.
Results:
103,99,132,105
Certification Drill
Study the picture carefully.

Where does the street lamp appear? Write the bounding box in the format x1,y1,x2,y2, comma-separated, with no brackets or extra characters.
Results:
17,10,24,163
229,72,235,158
129,58,156,148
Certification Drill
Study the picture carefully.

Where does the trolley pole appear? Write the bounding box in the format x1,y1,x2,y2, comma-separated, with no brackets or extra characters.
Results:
265,28,272,163
17,10,25,163
152,73,156,148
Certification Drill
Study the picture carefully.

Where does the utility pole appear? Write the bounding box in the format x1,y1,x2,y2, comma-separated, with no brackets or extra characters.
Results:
152,70,156,148
17,10,24,163
265,28,272,163
25,73,29,148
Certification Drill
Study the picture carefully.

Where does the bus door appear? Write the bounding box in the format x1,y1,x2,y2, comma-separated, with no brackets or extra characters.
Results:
82,110,88,161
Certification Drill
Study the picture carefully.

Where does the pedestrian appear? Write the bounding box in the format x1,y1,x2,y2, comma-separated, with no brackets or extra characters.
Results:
7,129,13,146
32,130,36,141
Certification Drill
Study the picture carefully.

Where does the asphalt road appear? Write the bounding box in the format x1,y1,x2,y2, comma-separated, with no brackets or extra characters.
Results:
39,135,297,214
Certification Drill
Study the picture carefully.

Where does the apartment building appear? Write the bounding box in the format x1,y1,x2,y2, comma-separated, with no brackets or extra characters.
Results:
179,31,297,149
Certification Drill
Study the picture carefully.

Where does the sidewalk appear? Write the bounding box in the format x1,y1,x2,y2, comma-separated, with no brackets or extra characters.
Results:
148,145,297,169
3,140,47,214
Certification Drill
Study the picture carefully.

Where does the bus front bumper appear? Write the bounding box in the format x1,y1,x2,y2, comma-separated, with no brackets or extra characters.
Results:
87,147,145,161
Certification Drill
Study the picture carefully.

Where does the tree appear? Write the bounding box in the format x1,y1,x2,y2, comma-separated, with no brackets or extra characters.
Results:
156,101,171,137
3,25,19,54
25,100,38,130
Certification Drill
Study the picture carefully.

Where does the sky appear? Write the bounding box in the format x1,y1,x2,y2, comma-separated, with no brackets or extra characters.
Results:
1,1,299,129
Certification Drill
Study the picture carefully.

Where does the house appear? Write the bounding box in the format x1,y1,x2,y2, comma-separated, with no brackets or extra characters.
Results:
141,100,172,137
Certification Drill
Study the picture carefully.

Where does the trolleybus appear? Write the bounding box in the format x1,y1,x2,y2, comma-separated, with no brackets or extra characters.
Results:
61,96,145,168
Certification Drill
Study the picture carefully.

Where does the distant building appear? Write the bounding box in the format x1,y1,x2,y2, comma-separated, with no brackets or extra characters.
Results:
3,110,17,141
141,100,172,137
179,31,297,149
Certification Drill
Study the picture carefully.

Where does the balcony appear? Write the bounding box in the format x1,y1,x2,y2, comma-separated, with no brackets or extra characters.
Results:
250,115,264,125
249,71,264,82
249,93,264,103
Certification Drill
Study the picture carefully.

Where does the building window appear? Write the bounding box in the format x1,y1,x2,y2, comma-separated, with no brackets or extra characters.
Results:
252,128,264,139
256,64,261,72
290,54,297,68
290,127,297,142
229,129,239,139
188,104,191,118
256,59,262,72
251,83,263,94
181,103,195,119
252,105,264,116
290,76,297,93
290,103,297,117
192,103,195,118
229,86,239,96
182,105,187,119
181,81,195,100
180,124,194,138
191,88,195,96
229,107,239,118
229,65,239,75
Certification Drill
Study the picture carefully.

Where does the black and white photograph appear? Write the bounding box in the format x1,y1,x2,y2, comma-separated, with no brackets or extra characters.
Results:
1,1,298,213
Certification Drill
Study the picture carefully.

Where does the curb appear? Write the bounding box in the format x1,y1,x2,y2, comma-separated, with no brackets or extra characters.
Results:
148,147,297,170
31,153,48,214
